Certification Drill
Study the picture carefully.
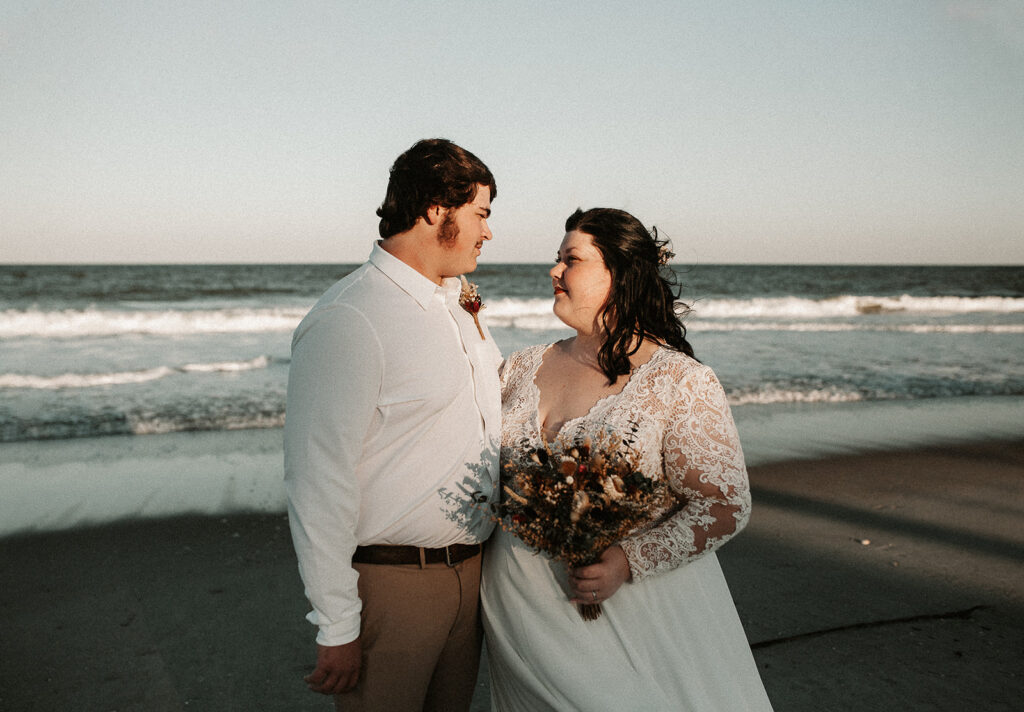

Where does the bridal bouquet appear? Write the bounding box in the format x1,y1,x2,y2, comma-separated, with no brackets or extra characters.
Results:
494,426,667,621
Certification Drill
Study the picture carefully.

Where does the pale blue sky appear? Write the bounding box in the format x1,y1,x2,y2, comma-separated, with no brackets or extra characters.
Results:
2,1,1022,264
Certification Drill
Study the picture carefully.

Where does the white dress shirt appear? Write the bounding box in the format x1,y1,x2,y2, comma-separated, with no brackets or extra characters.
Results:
284,243,502,646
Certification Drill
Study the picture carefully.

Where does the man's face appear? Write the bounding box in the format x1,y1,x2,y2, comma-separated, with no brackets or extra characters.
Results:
436,185,492,277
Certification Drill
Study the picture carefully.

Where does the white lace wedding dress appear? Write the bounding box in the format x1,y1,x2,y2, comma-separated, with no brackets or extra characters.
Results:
481,344,774,711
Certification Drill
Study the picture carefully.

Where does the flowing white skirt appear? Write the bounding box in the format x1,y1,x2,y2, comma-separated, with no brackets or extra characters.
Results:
481,528,774,711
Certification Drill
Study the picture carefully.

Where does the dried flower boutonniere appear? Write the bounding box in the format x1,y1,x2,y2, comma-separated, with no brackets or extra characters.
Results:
459,276,486,340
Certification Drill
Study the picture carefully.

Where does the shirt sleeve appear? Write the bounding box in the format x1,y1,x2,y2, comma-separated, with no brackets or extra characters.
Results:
619,363,751,581
284,304,383,646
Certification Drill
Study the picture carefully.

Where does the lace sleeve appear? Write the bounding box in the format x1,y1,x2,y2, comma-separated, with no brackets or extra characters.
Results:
498,352,518,396
499,344,545,403
619,364,751,581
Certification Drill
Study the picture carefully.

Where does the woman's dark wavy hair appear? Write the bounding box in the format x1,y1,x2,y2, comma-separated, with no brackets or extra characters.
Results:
376,138,497,238
565,207,695,383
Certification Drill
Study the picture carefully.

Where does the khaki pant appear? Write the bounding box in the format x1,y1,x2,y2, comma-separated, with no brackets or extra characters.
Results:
335,552,482,712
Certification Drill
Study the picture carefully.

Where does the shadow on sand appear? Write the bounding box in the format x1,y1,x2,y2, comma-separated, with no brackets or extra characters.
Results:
1,441,1021,711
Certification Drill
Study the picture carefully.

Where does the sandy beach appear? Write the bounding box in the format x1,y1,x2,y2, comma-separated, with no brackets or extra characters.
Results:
1,438,1022,711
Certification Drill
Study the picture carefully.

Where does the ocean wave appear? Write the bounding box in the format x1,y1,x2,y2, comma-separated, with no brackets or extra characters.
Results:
0,356,275,390
484,302,1024,335
0,307,306,338
484,298,564,330
690,294,1024,319
3,293,1022,340
727,386,867,405
128,411,286,436
691,321,1024,334
485,295,1024,329
725,378,1024,406
0,410,286,442
3,377,1023,442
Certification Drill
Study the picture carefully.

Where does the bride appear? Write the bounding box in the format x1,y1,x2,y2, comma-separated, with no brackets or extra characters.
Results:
480,208,774,711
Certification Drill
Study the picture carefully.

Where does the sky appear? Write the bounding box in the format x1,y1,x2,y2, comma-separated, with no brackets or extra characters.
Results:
1,1,1022,264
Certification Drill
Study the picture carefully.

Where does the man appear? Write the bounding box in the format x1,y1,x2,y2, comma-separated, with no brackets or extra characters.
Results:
284,138,501,711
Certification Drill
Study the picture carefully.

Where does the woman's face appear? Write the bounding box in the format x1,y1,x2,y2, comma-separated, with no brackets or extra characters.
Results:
549,230,613,334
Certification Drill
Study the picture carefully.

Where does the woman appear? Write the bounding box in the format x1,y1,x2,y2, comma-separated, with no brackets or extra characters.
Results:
481,208,773,710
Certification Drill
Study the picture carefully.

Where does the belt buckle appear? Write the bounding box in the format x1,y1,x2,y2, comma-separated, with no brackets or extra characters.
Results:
444,545,454,567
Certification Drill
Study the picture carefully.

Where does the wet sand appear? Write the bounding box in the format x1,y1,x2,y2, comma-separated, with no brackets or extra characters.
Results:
1,439,1022,711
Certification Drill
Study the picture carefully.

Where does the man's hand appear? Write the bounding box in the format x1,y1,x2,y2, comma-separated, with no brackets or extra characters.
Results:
304,640,362,695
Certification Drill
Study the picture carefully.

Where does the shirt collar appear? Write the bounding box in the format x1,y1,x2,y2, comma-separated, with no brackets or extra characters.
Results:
368,242,450,311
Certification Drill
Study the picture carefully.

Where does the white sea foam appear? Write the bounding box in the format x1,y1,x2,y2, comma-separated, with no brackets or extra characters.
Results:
690,294,1024,319
0,356,273,390
891,323,1024,334
483,298,563,330
0,307,305,338
485,294,1024,331
128,411,286,435
180,356,272,373
0,367,177,389
728,386,866,406
2,294,1021,338
691,321,1024,334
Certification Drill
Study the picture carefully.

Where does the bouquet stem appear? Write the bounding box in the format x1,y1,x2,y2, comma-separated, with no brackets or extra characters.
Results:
577,602,602,621
575,554,604,621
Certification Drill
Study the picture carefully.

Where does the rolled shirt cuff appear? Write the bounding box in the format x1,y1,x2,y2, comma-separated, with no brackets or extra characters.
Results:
307,608,361,647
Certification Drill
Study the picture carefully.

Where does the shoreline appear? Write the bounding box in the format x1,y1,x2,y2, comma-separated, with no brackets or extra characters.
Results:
1,439,1021,710
2,394,1022,538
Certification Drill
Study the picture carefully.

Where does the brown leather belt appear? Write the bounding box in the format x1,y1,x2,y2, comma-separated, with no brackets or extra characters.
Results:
352,543,482,567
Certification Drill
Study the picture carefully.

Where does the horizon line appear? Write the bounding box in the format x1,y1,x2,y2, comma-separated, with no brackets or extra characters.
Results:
2,261,1022,268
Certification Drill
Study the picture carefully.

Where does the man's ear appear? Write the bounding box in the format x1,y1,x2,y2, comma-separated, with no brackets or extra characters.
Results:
423,205,445,226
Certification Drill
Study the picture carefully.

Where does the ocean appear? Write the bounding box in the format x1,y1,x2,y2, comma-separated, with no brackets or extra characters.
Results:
1,263,1022,443
2,262,1023,535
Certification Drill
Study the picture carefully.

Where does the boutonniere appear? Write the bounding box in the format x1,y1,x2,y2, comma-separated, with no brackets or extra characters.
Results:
459,276,486,340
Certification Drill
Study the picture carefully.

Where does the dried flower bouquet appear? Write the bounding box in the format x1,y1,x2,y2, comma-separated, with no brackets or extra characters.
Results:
492,426,667,620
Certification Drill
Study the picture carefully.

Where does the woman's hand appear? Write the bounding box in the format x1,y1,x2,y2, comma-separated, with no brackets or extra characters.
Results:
569,545,632,604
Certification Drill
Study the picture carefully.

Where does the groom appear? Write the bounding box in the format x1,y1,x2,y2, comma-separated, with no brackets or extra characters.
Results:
284,138,502,711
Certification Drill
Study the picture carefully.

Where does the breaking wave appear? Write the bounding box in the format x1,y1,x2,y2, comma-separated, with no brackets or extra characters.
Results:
0,356,277,390
0,308,306,338
4,294,1022,339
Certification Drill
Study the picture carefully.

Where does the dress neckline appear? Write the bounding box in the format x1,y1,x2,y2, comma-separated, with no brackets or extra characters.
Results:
529,342,666,444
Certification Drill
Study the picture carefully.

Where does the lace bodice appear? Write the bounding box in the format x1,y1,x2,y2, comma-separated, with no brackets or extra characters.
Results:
499,343,751,581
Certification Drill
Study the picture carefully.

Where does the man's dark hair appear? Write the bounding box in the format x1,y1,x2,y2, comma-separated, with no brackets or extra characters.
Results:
376,138,496,238
565,207,696,383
